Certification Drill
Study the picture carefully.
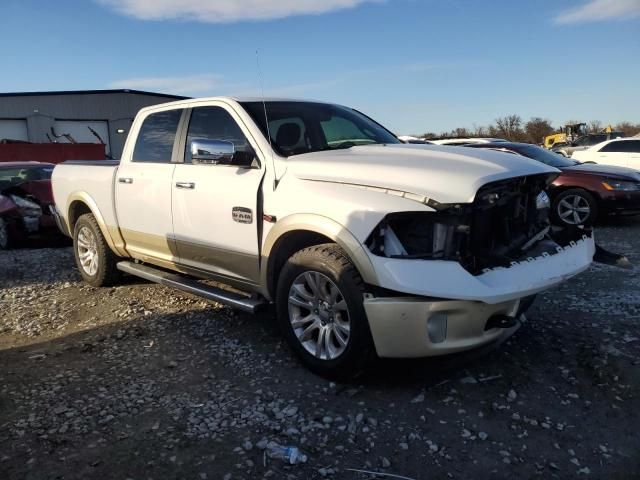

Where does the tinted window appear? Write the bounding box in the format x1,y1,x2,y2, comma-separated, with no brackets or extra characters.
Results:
132,109,183,163
241,101,400,157
185,106,255,165
513,144,577,168
0,166,53,185
600,141,628,153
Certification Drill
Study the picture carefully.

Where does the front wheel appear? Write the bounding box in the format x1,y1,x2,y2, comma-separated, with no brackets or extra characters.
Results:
551,188,598,226
73,213,120,287
276,244,375,380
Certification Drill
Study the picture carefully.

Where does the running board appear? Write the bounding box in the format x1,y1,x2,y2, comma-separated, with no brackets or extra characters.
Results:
116,261,266,314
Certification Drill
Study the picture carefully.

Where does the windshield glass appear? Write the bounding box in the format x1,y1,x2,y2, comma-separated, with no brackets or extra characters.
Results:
0,166,53,188
240,101,401,157
515,144,577,168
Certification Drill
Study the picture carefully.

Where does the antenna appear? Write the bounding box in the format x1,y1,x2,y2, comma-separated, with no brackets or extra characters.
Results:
256,49,278,190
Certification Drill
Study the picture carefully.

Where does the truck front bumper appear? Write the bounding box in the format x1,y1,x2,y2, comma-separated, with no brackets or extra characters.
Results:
364,297,521,358
367,234,594,305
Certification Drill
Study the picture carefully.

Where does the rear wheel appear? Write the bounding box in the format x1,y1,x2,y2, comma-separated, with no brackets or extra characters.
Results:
73,213,120,287
552,188,598,226
276,244,375,379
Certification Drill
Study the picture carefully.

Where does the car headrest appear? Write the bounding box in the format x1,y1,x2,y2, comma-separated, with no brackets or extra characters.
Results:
276,123,301,148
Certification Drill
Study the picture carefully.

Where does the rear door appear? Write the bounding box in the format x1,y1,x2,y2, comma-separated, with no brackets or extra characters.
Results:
624,140,640,169
115,107,185,263
594,141,625,167
171,103,265,283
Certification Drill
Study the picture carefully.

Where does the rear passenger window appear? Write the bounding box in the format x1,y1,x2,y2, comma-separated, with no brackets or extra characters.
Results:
623,140,640,152
132,109,183,163
600,141,626,153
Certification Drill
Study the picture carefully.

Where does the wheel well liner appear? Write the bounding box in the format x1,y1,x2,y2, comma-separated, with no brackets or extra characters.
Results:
68,200,92,231
266,230,333,298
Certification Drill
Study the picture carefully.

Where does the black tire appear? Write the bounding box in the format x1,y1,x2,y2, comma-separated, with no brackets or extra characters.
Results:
551,188,599,226
276,243,375,380
73,213,120,287
0,217,12,250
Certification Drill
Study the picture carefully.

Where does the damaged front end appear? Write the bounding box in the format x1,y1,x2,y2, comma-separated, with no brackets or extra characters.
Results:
367,173,624,274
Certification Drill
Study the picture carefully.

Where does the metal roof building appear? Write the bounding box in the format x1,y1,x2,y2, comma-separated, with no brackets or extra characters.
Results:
0,89,187,158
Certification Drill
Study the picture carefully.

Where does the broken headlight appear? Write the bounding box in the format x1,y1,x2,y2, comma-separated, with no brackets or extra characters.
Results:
10,195,42,217
367,212,470,260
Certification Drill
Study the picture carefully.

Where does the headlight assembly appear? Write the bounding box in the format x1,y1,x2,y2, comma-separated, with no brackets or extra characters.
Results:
602,180,640,191
10,195,42,217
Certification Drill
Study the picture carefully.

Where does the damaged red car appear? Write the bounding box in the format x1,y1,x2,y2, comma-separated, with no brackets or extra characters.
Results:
0,162,57,249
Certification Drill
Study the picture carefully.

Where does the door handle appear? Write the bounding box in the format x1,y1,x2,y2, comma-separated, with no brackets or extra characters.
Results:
118,177,133,184
175,182,196,189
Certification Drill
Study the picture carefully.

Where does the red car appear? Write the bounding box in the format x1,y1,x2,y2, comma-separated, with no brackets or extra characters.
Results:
467,142,640,226
0,162,57,249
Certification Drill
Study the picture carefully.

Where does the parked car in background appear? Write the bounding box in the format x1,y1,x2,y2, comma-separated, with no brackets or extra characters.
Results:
431,137,507,146
397,135,433,144
551,131,625,158
52,97,597,378
0,161,57,249
571,138,640,169
467,142,640,226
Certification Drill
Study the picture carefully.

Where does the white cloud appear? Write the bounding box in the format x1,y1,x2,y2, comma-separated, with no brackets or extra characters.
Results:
554,0,640,24
109,73,222,95
97,0,376,23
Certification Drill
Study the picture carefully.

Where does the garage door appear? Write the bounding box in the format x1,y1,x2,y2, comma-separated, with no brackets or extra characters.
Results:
0,119,28,142
53,120,111,155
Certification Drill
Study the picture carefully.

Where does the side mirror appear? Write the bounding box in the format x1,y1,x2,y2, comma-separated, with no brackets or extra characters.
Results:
191,139,235,164
190,139,257,168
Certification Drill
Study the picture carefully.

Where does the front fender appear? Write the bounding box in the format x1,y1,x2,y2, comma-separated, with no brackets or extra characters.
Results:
260,213,378,299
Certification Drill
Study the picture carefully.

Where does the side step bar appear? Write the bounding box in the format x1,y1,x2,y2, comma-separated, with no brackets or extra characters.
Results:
116,261,266,314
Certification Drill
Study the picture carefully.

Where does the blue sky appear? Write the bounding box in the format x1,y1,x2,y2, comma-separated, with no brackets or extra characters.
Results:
1,0,639,134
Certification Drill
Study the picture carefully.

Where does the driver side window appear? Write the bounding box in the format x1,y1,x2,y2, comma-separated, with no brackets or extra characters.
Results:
185,106,255,165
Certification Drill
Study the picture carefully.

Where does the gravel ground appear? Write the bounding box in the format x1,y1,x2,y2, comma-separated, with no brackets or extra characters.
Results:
1,219,639,480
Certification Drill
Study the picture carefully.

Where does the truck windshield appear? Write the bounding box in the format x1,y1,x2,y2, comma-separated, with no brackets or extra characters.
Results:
240,101,401,157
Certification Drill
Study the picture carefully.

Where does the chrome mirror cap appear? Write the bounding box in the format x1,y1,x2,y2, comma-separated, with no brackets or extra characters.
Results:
190,139,235,164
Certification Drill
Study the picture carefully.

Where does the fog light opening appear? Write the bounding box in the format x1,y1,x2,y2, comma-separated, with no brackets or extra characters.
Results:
485,314,518,331
427,313,448,344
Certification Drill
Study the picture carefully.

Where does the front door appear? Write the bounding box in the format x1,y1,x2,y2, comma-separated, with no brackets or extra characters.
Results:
115,107,184,263
171,104,265,283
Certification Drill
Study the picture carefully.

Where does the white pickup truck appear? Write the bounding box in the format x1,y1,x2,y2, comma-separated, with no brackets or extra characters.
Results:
52,97,596,378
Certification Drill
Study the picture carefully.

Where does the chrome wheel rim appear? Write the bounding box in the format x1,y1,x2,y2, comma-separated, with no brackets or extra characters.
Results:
558,195,591,225
77,226,99,276
0,218,8,248
288,271,351,360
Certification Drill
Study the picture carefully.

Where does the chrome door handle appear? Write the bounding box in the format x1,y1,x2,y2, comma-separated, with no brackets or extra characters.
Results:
118,177,133,184
175,182,195,189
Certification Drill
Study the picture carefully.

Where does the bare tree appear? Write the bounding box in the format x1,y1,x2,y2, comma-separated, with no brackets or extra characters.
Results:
588,120,602,133
614,122,640,136
495,115,524,141
524,117,554,144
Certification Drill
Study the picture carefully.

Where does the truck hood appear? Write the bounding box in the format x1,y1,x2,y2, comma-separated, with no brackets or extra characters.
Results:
287,144,557,204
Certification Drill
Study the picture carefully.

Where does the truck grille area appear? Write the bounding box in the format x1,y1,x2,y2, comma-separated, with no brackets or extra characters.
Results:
366,173,591,275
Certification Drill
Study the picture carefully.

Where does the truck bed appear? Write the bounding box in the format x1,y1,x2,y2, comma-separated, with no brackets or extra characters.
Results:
51,159,120,238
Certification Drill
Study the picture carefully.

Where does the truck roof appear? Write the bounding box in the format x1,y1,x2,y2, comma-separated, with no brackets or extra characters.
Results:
136,96,335,113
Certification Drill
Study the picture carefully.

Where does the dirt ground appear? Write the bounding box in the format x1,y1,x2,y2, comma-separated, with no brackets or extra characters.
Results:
1,219,639,480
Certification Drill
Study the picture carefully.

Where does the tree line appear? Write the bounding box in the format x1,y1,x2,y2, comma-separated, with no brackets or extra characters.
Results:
419,116,640,144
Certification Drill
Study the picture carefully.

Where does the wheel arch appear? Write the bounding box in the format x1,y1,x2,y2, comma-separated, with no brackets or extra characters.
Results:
549,184,602,204
261,214,377,301
66,193,126,256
